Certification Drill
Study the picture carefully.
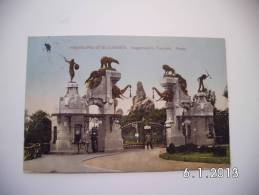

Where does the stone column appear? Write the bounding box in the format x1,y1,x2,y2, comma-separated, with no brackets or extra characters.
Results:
161,76,185,146
55,115,72,152
85,69,123,152
103,70,121,114
104,116,123,152
98,116,109,152
190,92,215,146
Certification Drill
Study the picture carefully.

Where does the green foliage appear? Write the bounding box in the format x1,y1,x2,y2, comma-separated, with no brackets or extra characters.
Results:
213,146,227,156
160,145,230,164
198,145,212,153
160,152,230,164
214,108,229,144
166,143,198,154
121,108,166,145
24,110,51,145
24,143,41,161
145,108,166,125
166,144,229,158
121,108,166,127
166,143,176,153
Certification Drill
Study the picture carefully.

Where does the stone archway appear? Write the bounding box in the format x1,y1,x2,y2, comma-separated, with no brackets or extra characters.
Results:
84,69,124,152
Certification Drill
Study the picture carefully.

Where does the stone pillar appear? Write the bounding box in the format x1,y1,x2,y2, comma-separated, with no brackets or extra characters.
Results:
161,76,185,146
97,116,108,152
85,69,124,152
104,116,123,152
51,80,87,153
189,92,215,146
55,115,72,152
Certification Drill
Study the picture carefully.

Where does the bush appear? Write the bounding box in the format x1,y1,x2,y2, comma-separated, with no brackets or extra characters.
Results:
167,143,198,154
176,145,186,153
25,110,51,145
198,145,211,153
166,143,176,154
185,144,198,152
40,143,50,154
24,143,41,161
213,146,227,156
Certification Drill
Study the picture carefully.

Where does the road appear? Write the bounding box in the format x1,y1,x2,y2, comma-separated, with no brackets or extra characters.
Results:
24,148,229,173
84,148,230,172
23,152,121,173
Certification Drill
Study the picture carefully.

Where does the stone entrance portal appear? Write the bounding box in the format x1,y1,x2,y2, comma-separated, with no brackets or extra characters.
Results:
85,69,123,152
50,57,216,153
50,57,129,153
153,65,216,147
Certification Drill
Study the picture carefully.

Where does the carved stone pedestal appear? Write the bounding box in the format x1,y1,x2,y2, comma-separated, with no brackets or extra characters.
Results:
165,115,185,147
86,69,124,152
161,77,186,146
104,117,123,152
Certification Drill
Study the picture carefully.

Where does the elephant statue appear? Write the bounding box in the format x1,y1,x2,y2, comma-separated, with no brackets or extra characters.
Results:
152,87,174,102
112,85,131,99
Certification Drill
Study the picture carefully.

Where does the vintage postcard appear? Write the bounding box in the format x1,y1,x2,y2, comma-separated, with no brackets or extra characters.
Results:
24,36,230,173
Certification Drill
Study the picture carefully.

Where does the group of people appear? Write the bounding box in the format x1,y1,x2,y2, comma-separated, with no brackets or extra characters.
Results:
75,127,99,154
75,128,154,154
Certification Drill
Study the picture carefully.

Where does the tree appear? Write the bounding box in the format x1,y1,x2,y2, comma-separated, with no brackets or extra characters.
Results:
121,108,166,127
145,108,166,125
214,108,229,144
24,110,51,145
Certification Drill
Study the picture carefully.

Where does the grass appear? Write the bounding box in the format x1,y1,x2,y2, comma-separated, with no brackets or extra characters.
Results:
159,146,230,164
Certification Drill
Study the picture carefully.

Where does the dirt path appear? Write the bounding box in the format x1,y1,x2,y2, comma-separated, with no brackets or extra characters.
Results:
23,153,121,173
84,148,230,172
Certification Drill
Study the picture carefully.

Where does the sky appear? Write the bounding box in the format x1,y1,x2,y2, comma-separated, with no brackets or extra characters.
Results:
25,35,228,115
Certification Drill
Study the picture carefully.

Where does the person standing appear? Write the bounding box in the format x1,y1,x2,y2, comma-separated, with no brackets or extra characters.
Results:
91,127,98,153
145,132,153,150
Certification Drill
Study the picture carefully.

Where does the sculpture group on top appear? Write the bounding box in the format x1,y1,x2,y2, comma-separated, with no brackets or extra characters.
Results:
84,56,131,100
51,56,132,153
152,64,216,146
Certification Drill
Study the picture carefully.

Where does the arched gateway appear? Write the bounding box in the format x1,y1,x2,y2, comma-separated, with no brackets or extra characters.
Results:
50,57,130,153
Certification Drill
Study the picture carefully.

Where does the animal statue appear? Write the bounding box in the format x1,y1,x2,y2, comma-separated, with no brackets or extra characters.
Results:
205,89,216,106
174,73,188,95
112,85,131,99
152,87,174,102
85,69,106,89
162,64,175,77
100,56,119,69
85,70,106,84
